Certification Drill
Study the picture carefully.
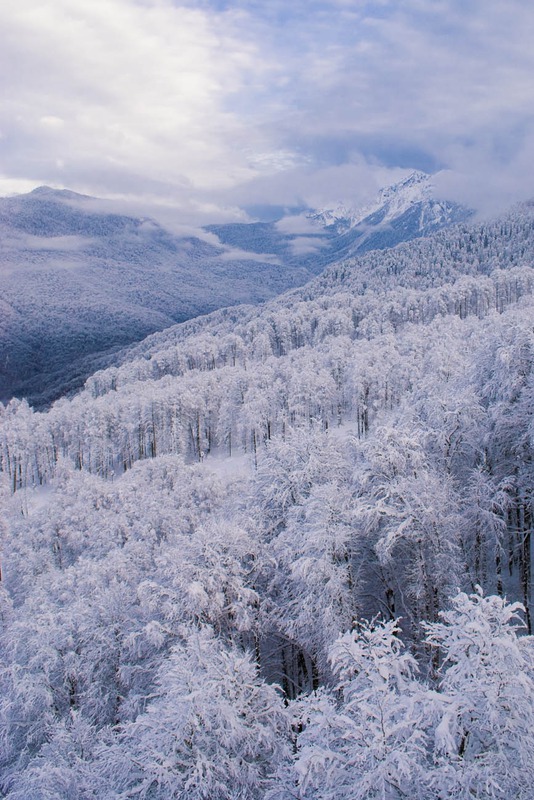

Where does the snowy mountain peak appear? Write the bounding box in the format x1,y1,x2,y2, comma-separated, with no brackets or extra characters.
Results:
309,170,434,233
28,185,92,202
382,169,429,191
376,170,432,214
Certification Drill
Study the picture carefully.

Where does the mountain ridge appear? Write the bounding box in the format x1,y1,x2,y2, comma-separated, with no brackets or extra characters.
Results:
206,170,472,269
79,199,534,400
0,172,471,407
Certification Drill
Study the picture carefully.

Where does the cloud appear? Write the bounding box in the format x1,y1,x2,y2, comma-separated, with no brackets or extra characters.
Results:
0,0,266,194
275,215,320,235
2,0,534,220
15,234,91,252
237,0,534,213
288,236,328,256
219,159,398,217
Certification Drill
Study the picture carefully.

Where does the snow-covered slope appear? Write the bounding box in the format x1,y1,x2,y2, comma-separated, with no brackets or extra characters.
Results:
79,200,534,393
0,174,470,407
2,200,534,796
0,187,309,406
308,170,436,232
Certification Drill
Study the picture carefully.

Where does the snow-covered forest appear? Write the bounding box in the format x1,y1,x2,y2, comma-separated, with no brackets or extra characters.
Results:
2,204,534,798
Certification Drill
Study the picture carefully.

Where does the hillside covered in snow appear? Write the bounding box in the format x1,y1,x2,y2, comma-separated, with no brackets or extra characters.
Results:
0,172,470,408
1,200,534,797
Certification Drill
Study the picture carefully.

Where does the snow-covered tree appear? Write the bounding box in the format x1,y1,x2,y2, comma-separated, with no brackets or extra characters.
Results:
426,588,534,799
106,627,291,800
353,424,463,645
291,618,434,799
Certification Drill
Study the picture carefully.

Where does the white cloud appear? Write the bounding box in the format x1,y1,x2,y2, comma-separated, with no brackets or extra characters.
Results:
39,116,65,130
220,159,389,217
289,236,328,256
275,215,320,235
0,0,269,195
2,0,534,219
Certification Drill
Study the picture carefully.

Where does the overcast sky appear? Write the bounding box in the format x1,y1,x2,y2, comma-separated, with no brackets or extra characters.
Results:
1,0,534,223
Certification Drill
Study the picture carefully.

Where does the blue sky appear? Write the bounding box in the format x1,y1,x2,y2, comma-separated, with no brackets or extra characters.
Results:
1,0,534,223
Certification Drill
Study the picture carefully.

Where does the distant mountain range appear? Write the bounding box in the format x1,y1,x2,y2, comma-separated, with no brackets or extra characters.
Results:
0,172,472,406
207,171,471,269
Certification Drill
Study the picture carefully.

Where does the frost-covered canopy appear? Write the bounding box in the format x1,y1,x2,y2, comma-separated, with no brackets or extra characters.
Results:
2,205,534,797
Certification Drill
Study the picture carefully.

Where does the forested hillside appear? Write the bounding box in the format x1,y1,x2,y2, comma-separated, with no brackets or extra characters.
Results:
2,204,534,797
0,186,310,407
0,172,469,409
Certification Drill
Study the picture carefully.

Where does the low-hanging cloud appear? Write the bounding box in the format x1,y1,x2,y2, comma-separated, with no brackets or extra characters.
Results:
2,0,534,221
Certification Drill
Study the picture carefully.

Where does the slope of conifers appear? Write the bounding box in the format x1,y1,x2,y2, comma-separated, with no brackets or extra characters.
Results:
1,204,534,797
